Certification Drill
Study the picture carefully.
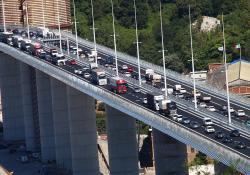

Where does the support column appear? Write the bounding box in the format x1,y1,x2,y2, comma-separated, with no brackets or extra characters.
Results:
153,129,188,175
51,78,72,170
67,87,99,175
20,63,36,151
0,55,25,141
36,70,55,162
105,105,139,175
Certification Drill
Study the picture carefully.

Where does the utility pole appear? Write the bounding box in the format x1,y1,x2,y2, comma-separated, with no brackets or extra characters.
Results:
133,0,142,87
111,0,118,76
222,13,231,124
57,0,62,53
159,1,168,99
72,0,79,60
189,5,197,110
1,0,6,32
90,0,98,64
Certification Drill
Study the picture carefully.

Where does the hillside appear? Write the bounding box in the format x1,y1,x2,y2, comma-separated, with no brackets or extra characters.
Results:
74,0,250,72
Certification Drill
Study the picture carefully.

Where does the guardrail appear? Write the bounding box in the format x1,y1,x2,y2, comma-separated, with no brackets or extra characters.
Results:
1,43,250,174
57,30,250,109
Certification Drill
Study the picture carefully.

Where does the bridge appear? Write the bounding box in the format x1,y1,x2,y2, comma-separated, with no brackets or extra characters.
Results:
0,28,250,175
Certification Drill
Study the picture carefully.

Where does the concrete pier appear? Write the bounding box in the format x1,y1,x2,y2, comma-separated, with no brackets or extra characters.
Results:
105,105,139,175
153,129,188,175
51,78,72,170
67,87,100,175
0,55,25,141
36,70,55,162
20,63,36,151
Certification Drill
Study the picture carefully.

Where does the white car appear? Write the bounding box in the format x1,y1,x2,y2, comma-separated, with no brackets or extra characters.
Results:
83,72,91,78
175,115,183,122
206,106,216,112
124,72,131,77
203,117,213,126
122,65,128,70
74,68,83,75
222,106,234,113
143,98,147,104
235,110,245,117
205,126,215,133
199,102,207,108
171,114,178,121
179,88,187,93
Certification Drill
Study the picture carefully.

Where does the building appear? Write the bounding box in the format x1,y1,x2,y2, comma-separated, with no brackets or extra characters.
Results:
207,59,250,97
0,0,71,29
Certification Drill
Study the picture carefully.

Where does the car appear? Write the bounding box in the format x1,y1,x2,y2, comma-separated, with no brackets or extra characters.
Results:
203,117,213,126
222,135,233,143
236,142,246,149
175,115,183,122
199,102,207,108
124,72,131,77
142,98,147,104
235,109,245,117
133,87,141,93
215,131,225,139
127,66,133,73
173,92,184,98
141,77,147,84
69,59,76,65
182,117,190,124
184,95,192,101
190,121,200,129
230,129,240,137
83,72,91,78
222,106,234,113
82,66,90,72
204,125,215,133
122,65,128,70
171,114,178,121
179,88,186,93
244,120,250,127
206,106,216,112
74,68,83,75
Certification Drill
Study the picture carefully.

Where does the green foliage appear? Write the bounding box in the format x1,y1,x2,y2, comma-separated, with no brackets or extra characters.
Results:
74,0,250,72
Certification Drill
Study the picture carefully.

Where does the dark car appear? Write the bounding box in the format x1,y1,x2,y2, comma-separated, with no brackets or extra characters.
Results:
182,117,190,124
230,129,240,137
222,135,233,143
12,28,20,34
236,142,246,149
215,131,225,139
190,121,200,129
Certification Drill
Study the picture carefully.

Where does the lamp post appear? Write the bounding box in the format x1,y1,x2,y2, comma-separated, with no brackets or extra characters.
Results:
110,0,118,76
188,5,197,110
72,0,79,60
1,0,6,32
56,0,62,53
25,2,30,39
159,1,168,99
90,0,98,64
41,0,45,29
222,13,231,124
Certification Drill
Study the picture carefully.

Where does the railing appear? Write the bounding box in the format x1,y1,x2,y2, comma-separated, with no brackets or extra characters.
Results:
1,43,250,174
57,30,250,109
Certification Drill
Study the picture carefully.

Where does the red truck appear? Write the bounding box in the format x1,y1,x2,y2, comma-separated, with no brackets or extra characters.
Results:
109,77,128,94
28,42,42,56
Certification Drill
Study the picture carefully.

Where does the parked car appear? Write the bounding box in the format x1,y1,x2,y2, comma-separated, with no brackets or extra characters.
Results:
230,129,240,137
215,131,225,139
204,125,215,133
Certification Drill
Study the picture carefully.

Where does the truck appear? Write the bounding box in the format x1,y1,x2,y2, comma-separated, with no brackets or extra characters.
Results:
88,49,97,62
200,96,211,103
52,53,67,66
12,35,23,48
50,48,58,57
0,31,13,45
109,76,127,94
102,56,114,67
145,69,154,81
174,84,182,91
149,73,161,83
20,39,31,51
91,69,107,86
147,92,164,111
159,99,177,116
28,42,42,56
89,62,98,69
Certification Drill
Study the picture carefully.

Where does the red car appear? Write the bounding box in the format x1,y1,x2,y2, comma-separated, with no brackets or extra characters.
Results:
69,59,76,65
127,66,133,73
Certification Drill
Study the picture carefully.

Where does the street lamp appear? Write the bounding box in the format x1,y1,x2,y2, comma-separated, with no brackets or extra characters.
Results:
25,2,30,39
72,0,79,60
221,13,231,124
133,0,142,87
188,5,197,110
110,0,118,76
159,1,168,99
1,0,6,32
56,0,62,53
41,0,46,29
90,0,98,65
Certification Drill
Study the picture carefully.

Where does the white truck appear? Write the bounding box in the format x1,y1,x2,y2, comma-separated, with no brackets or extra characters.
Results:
52,53,67,66
91,69,107,86
88,49,97,62
159,99,177,116
147,92,164,111
174,84,182,91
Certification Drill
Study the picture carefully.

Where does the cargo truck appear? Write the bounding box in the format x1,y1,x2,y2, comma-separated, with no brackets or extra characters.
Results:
91,69,107,86
159,100,178,116
28,42,42,56
147,92,164,111
109,77,127,94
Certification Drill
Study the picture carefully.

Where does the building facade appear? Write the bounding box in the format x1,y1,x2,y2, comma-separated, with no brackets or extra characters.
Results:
0,0,71,29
